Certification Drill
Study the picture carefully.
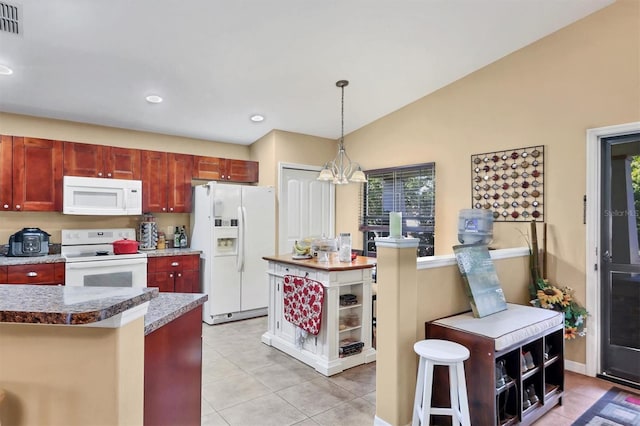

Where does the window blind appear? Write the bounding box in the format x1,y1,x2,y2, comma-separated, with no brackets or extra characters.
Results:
359,163,436,257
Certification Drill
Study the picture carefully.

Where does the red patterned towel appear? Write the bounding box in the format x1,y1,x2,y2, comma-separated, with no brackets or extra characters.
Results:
283,275,324,335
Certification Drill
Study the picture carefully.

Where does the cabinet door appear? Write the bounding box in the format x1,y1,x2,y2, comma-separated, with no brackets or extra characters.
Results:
142,150,168,212
275,276,297,343
0,135,13,211
12,137,63,211
175,269,200,293
224,159,258,183
105,146,141,180
193,155,224,180
148,271,175,292
63,142,105,177
167,153,193,213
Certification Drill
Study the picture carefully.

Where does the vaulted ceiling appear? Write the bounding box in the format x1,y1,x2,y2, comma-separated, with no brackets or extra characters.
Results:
0,0,614,145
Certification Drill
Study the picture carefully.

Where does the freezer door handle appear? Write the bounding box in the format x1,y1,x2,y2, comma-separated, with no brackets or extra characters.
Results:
237,206,245,272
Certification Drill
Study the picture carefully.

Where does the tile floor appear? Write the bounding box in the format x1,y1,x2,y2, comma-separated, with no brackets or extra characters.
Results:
200,316,637,426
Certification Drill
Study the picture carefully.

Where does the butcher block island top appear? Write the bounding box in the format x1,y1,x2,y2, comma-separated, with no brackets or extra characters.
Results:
262,253,376,271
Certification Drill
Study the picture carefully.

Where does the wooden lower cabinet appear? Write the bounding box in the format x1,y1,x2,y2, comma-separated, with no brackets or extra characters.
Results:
426,316,564,426
147,254,200,292
144,305,203,426
5,263,65,285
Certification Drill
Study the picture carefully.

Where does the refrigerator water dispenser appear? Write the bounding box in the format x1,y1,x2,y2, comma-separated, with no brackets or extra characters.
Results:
213,226,238,256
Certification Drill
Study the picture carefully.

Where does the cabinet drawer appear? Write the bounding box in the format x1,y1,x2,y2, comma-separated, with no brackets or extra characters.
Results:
7,263,63,284
151,255,199,272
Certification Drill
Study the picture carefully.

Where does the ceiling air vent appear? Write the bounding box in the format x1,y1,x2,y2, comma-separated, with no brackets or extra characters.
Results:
0,2,20,35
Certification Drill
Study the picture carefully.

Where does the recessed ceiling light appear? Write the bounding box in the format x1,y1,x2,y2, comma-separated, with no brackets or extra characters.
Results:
0,65,14,75
145,95,163,104
250,114,265,123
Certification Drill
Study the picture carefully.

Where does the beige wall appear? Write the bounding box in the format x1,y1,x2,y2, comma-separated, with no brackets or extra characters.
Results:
337,0,639,366
0,317,145,426
250,129,339,252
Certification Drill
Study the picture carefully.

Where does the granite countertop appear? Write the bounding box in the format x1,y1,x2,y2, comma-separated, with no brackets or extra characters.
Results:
145,248,202,257
0,249,201,266
0,285,158,325
0,254,65,266
263,253,376,271
144,292,207,335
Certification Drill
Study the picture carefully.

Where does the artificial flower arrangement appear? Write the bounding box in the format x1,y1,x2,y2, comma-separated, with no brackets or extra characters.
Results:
526,221,589,340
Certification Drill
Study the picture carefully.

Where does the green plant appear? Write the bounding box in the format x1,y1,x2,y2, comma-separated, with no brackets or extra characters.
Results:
526,221,589,340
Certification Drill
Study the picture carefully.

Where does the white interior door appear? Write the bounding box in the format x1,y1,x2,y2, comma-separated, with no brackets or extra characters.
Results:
279,163,335,254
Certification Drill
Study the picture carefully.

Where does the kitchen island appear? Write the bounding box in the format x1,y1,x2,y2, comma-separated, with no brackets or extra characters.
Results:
0,285,207,426
261,253,376,376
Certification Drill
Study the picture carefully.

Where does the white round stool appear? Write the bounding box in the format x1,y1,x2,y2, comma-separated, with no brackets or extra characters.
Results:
412,339,471,426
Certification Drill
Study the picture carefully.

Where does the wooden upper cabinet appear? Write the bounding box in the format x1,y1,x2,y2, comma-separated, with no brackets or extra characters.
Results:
0,135,13,211
167,153,193,213
142,150,168,212
64,142,141,179
193,156,224,181
193,156,258,183
108,146,141,180
224,159,258,183
11,137,63,211
142,151,192,213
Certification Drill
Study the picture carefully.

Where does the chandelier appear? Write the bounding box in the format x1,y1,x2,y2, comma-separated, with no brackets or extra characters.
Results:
317,80,367,184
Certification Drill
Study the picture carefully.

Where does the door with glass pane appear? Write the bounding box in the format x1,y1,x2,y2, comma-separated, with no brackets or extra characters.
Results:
600,134,640,385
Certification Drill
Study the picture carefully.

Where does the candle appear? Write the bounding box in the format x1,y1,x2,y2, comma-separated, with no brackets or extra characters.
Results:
389,212,402,238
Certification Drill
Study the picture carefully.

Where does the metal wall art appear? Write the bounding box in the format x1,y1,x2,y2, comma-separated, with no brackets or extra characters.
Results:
470,145,544,222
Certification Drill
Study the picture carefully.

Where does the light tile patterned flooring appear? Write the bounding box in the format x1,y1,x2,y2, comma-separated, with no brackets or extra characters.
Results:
200,316,376,426
200,316,638,426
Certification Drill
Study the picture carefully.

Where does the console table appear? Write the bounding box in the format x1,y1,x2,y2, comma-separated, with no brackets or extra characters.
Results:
426,303,564,426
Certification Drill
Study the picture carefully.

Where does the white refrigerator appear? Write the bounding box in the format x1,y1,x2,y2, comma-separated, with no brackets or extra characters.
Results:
191,182,275,324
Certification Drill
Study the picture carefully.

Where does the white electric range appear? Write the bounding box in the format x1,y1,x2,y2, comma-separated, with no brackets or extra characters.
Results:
61,228,147,288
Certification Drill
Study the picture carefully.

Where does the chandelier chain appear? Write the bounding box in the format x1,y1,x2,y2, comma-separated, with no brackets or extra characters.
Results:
340,83,345,145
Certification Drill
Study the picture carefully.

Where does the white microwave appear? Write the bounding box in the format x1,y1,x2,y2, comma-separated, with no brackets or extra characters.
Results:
63,176,142,215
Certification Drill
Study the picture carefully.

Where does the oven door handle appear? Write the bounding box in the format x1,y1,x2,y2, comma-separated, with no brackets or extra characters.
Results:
65,258,147,269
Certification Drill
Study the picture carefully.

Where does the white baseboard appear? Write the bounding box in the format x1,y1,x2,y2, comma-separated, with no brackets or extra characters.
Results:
374,415,401,426
565,359,587,375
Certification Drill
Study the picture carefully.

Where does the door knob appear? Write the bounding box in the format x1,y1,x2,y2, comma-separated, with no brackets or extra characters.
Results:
603,250,613,263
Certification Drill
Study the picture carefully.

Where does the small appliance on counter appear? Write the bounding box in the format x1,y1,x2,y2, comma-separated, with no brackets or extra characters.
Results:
7,227,50,257
311,237,338,262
